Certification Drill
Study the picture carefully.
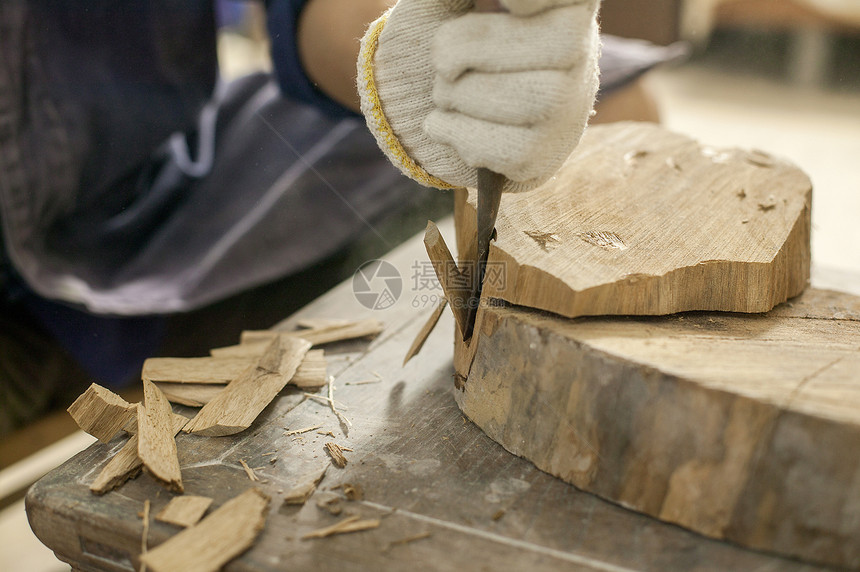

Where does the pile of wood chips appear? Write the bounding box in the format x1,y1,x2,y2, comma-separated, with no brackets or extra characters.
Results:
66,318,383,572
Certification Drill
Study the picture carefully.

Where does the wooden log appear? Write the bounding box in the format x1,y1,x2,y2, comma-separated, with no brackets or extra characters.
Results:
155,495,213,528
183,337,311,437
138,381,184,493
139,488,269,572
67,384,137,443
454,122,812,321
454,287,860,569
90,414,187,495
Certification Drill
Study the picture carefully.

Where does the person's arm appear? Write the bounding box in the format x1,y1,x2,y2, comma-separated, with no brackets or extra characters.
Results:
297,0,396,113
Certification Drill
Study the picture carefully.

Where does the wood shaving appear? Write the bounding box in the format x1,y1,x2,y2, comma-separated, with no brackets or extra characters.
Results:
403,299,448,365
240,459,259,482
282,466,328,506
301,515,380,540
140,488,269,572
324,443,348,468
302,393,348,410
384,531,432,552
284,424,323,436
328,377,352,431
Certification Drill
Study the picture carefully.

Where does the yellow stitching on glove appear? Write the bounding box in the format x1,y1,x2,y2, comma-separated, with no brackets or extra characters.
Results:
359,14,456,190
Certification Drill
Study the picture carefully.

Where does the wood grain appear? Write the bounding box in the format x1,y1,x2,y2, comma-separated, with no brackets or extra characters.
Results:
154,383,222,408
142,357,252,384
423,221,472,338
140,488,269,572
138,381,184,493
155,495,213,528
90,414,187,495
455,122,812,320
291,350,327,389
300,515,380,540
403,300,448,365
28,218,833,572
66,384,137,443
183,337,312,437
455,287,860,568
240,318,384,347
282,466,328,506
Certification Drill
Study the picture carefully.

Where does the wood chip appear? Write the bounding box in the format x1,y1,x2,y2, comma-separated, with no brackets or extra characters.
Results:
138,380,183,493
154,349,324,405
284,424,323,436
239,459,259,482
423,221,472,339
282,466,328,506
315,378,351,436
241,318,384,347
403,299,448,365
67,383,137,443
184,337,311,437
90,414,187,495
315,493,343,516
155,383,223,407
290,349,327,389
301,515,380,540
324,442,348,468
140,488,270,572
156,496,213,528
142,357,252,384
208,341,270,359
296,317,351,330
340,483,363,501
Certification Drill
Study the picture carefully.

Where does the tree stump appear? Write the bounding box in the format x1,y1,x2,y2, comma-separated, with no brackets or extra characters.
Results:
455,289,860,569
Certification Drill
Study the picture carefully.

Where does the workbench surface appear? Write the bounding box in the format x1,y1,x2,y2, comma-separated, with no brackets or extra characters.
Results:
26,220,830,571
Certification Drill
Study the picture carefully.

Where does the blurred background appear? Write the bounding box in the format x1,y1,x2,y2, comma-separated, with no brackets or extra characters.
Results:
3,0,859,569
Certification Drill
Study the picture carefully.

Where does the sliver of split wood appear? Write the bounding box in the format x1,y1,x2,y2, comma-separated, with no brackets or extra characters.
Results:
301,515,381,540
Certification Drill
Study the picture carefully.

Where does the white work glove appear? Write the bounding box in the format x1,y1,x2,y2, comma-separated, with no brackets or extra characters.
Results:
357,0,600,192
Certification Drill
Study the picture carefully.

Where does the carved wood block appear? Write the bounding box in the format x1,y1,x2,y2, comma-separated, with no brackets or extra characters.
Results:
455,122,812,320
449,124,860,567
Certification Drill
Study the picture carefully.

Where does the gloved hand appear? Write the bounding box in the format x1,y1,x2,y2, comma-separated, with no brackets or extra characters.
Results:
357,0,600,192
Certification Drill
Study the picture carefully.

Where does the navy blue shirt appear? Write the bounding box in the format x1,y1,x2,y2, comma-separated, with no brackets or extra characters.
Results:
266,0,358,118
